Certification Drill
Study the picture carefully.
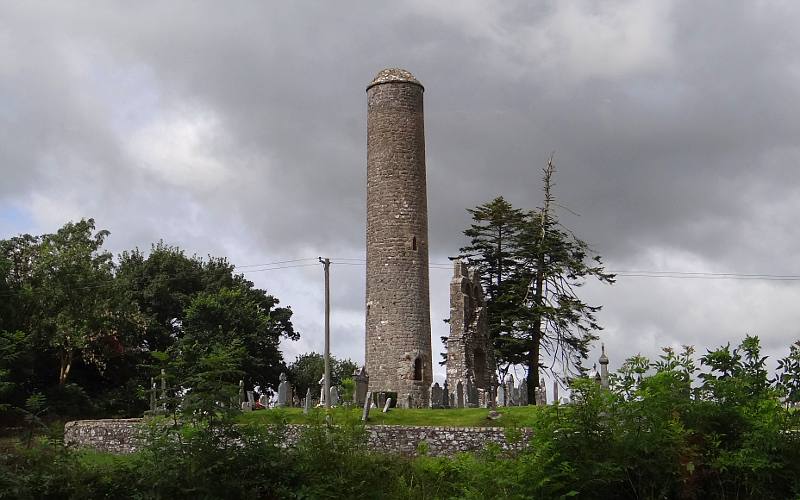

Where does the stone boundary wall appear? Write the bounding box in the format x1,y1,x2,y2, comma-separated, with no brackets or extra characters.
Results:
64,419,532,457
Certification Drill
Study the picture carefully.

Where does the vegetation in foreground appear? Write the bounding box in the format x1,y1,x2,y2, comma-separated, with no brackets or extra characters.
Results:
3,335,800,499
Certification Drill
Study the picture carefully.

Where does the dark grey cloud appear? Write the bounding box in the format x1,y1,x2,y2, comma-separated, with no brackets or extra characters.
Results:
2,1,800,378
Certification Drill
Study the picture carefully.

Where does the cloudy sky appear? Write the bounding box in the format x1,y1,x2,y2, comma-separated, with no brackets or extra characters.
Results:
2,1,800,384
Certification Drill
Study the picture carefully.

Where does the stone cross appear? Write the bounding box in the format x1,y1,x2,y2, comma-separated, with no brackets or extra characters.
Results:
456,380,464,408
361,390,372,422
277,372,291,407
430,383,442,409
329,386,340,406
304,388,312,414
382,397,393,413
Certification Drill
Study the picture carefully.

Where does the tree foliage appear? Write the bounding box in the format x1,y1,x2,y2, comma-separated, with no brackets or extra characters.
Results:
456,157,614,401
287,352,359,399
0,219,298,420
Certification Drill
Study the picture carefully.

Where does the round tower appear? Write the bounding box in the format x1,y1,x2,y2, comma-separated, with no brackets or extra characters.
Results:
365,68,432,407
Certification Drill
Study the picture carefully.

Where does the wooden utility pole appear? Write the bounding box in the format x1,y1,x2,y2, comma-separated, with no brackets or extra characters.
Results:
319,257,331,409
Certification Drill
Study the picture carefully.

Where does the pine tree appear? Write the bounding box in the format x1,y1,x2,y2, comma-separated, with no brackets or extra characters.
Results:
456,156,615,403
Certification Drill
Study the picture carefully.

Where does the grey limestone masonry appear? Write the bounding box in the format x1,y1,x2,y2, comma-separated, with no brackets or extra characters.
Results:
365,68,432,407
64,419,532,458
64,419,146,454
446,261,496,392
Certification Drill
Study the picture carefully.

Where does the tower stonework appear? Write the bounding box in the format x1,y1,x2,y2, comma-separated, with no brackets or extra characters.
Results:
365,68,432,407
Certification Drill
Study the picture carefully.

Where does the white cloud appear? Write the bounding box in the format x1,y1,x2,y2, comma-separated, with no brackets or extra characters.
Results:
126,109,232,191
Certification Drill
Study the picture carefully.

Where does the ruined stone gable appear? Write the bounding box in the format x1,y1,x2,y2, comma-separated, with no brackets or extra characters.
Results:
446,261,496,392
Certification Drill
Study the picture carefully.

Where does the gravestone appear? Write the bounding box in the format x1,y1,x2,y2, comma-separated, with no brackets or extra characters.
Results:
430,383,442,409
449,393,455,408
304,388,312,414
353,366,369,406
161,369,167,410
505,374,515,406
519,379,528,406
442,380,451,409
406,393,412,409
382,398,393,413
496,385,506,407
552,380,559,404
361,390,372,422
318,374,326,406
150,377,156,412
241,401,252,412
238,379,244,406
277,372,291,407
537,378,547,405
329,386,340,406
247,391,255,406
259,393,268,407
465,376,477,408
456,380,464,408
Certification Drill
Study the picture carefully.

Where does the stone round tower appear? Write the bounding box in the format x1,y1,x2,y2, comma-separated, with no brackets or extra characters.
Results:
365,68,432,407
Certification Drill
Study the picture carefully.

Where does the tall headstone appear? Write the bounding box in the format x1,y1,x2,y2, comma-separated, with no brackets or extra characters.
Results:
304,388,312,414
365,68,432,406
537,378,547,405
442,380,451,409
456,380,464,408
518,379,528,406
329,386,340,407
318,374,326,406
504,374,515,406
383,398,393,413
277,372,291,407
465,375,478,408
496,385,506,407
552,380,559,404
361,390,372,422
353,366,369,406
150,377,156,412
430,383,442,409
161,369,167,410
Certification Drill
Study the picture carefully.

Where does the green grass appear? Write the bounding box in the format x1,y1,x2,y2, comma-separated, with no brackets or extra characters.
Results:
238,405,542,428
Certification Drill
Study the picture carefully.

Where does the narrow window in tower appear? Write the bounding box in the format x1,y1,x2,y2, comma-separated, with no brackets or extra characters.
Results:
412,236,417,251
413,357,422,381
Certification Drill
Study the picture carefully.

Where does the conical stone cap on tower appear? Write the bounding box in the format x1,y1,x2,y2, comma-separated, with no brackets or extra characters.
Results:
367,68,424,90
